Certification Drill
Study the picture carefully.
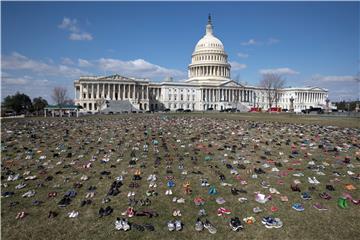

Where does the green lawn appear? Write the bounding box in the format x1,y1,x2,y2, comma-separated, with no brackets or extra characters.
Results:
1,114,359,240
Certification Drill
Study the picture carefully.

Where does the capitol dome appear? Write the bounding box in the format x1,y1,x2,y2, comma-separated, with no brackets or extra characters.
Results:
187,15,231,84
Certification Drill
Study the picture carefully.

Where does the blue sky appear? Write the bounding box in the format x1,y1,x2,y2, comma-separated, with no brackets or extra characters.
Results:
1,1,359,102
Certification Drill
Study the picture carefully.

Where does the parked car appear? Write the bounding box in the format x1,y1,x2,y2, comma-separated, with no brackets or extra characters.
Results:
164,108,171,112
184,109,192,112
176,108,184,112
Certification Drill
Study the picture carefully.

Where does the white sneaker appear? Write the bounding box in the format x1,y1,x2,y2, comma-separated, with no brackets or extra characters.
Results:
168,189,173,195
312,177,320,184
127,192,132,198
308,177,315,184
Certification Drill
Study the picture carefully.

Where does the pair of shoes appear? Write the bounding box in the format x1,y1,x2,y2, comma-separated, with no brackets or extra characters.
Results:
22,190,36,198
291,184,301,192
115,217,130,231
168,220,182,231
80,199,92,207
85,192,95,198
165,189,173,195
172,197,185,203
313,203,328,211
216,197,226,204
208,186,217,195
172,208,181,217
255,193,270,204
146,190,157,197
292,203,305,212
269,188,280,194
308,177,320,184
122,207,135,217
127,192,135,197
200,179,209,187
280,195,288,202
198,209,206,216
194,197,205,206
149,181,157,188
301,192,312,200
238,197,248,203
326,185,335,191
204,219,217,234
68,210,79,218
217,207,231,216
147,174,156,182
229,217,243,231
15,211,27,219
195,218,204,231
243,216,256,224
48,211,58,218
15,182,27,189
99,206,113,217
167,180,175,188
338,197,348,209
253,207,262,213
261,216,283,229
172,209,181,217
319,192,332,200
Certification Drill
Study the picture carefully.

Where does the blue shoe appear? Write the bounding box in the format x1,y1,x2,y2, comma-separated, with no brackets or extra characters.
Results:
301,192,312,200
292,203,304,211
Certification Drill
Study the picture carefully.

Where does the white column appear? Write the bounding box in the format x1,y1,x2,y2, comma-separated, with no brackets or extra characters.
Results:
96,83,99,99
91,83,94,99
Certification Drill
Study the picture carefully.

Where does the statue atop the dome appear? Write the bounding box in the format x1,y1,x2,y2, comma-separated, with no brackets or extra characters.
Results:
208,14,212,24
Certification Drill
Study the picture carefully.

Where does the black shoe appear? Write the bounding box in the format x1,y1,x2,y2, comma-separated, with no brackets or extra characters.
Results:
98,207,105,217
132,223,145,231
104,206,113,216
144,223,155,231
326,185,335,191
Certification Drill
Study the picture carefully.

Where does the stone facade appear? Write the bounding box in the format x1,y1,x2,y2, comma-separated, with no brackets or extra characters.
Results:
74,16,329,113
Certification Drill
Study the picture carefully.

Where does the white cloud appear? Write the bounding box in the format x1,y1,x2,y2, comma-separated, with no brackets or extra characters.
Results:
78,58,93,67
58,17,79,32
2,52,88,78
311,74,359,83
61,57,74,65
237,52,249,58
259,68,299,75
58,17,93,41
229,61,247,71
69,32,93,41
97,58,185,79
267,38,279,45
241,39,258,46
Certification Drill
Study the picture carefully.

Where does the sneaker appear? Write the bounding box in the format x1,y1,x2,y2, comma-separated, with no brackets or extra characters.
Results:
122,218,130,231
204,219,217,234
198,209,206,216
216,197,226,204
292,203,305,212
115,217,123,230
168,221,175,231
175,220,182,231
319,192,332,200
313,203,328,211
217,207,231,216
301,192,312,200
253,207,262,213
195,218,204,231
262,216,283,229
229,217,243,231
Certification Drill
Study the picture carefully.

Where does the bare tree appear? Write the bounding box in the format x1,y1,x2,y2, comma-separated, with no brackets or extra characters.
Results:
52,87,67,107
259,73,286,109
95,98,106,112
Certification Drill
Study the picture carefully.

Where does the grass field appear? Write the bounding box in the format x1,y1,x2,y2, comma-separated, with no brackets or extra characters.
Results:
1,113,359,240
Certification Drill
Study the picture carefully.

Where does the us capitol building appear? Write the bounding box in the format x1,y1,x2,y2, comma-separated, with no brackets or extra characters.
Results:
74,16,329,113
